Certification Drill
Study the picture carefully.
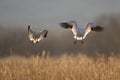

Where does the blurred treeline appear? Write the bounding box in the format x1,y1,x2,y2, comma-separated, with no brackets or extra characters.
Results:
0,14,120,57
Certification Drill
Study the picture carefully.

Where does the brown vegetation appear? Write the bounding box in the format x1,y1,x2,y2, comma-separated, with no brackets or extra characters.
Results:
0,53,120,80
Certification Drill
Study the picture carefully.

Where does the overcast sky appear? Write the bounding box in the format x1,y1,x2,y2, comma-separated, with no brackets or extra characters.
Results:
0,0,120,27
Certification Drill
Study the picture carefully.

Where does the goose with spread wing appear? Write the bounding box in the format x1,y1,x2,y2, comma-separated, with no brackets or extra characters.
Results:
28,25,48,43
59,21,104,44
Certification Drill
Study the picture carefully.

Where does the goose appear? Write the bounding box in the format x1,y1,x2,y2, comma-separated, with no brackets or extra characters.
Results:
59,20,104,44
28,25,48,43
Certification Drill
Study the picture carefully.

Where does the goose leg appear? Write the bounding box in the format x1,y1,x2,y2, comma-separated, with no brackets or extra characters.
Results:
81,40,84,44
73,36,77,44
74,40,77,44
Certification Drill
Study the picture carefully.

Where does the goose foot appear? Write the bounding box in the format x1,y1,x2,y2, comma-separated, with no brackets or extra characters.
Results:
81,40,84,44
74,40,77,44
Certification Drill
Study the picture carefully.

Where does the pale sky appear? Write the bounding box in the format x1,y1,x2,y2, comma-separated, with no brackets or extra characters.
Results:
0,0,120,27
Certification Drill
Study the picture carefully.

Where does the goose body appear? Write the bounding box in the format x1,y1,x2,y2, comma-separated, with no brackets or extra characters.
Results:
28,25,48,43
59,21,104,44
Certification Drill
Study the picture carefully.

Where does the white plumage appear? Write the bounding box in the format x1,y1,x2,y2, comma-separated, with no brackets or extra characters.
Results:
28,25,48,43
59,21,104,44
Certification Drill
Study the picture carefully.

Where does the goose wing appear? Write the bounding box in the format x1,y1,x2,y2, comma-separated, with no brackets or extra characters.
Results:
59,22,73,29
28,32,34,41
59,21,78,36
28,25,34,42
83,23,104,39
83,23,92,39
37,30,48,42
40,30,48,38
90,24,104,32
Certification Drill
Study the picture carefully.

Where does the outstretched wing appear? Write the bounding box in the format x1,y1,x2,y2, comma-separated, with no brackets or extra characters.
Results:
59,22,73,29
83,23,92,39
40,30,48,38
59,21,78,36
83,23,104,39
36,30,48,42
28,33,34,41
28,25,34,41
91,25,104,32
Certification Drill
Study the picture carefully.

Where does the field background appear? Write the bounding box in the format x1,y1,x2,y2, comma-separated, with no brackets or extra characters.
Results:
0,53,120,80
0,14,120,80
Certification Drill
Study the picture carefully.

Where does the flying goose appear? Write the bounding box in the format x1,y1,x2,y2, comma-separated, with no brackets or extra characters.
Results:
59,21,104,44
28,25,48,43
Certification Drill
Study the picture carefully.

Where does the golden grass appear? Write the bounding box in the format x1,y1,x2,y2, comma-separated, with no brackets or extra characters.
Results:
0,53,120,80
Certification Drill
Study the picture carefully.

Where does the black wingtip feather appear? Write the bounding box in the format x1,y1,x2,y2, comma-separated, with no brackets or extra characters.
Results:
91,26,104,32
44,30,48,38
59,23,73,29
28,25,30,30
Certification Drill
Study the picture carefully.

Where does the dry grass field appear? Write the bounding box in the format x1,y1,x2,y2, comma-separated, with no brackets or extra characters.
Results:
0,52,120,80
